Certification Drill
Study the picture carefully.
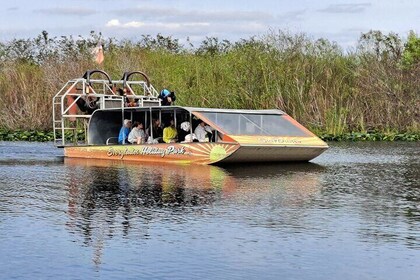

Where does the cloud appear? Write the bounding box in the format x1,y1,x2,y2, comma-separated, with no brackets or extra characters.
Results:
103,5,285,41
35,7,97,16
114,6,272,23
106,19,121,27
7,7,18,11
106,19,210,31
318,3,371,14
104,18,267,43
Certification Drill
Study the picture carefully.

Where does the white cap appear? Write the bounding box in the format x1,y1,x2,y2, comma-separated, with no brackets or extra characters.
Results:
180,121,191,131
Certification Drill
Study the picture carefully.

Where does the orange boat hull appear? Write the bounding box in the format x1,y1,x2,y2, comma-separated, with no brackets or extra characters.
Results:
65,142,240,165
64,136,328,164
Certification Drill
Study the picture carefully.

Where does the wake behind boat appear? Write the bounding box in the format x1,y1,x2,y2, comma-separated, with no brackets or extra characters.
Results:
53,70,328,164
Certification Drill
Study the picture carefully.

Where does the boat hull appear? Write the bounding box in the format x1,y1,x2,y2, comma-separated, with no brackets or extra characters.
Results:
218,135,328,162
64,142,240,165
64,139,327,164
219,145,327,163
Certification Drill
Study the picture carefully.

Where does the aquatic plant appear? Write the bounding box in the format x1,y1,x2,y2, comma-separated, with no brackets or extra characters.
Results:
0,129,84,142
1,129,417,142
319,132,419,141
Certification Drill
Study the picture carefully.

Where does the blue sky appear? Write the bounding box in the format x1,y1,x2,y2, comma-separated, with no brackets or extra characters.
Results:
0,0,418,47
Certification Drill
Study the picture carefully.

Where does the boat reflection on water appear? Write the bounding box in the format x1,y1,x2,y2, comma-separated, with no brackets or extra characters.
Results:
64,158,241,265
64,158,325,210
63,158,325,266
222,162,326,204
64,158,238,207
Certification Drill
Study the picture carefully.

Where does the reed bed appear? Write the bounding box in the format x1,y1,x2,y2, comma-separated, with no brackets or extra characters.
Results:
0,31,418,136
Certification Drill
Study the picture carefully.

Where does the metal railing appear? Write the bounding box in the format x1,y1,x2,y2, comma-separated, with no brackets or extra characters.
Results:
52,75,161,147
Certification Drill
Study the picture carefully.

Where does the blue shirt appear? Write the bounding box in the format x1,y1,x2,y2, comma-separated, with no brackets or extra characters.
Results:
118,126,130,144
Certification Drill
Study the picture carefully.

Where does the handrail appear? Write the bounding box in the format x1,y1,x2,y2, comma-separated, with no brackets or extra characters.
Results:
106,137,119,145
53,70,161,147
122,71,151,88
82,69,113,86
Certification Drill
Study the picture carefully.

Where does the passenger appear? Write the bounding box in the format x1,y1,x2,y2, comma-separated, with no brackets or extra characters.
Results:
159,89,176,106
179,121,198,143
146,119,163,143
117,88,128,106
117,88,136,107
194,120,213,142
163,119,178,143
117,88,125,96
128,121,147,144
184,134,198,142
118,119,132,144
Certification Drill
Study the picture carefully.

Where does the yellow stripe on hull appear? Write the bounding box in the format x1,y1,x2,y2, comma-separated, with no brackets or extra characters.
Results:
229,135,328,147
64,142,240,165
219,145,328,163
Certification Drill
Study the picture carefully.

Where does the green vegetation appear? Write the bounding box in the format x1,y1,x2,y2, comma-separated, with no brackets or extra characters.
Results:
0,30,419,141
1,129,417,142
0,130,53,142
0,129,84,142
402,31,420,68
319,132,419,142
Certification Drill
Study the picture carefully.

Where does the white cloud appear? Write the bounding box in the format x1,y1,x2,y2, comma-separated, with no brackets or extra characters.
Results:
0,0,416,48
106,19,121,27
318,3,371,14
103,5,288,42
114,6,272,23
106,19,210,30
124,21,145,28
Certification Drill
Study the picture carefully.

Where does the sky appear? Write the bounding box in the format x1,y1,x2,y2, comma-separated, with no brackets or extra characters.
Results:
0,0,418,48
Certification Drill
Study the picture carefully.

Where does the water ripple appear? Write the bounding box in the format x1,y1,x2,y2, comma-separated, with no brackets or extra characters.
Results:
0,141,419,279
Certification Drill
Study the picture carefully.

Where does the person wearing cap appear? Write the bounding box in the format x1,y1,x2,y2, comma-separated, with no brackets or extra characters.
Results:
118,119,132,144
179,121,197,143
159,89,176,106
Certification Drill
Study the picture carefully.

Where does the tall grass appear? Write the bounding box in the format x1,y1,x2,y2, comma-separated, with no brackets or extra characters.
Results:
0,30,418,135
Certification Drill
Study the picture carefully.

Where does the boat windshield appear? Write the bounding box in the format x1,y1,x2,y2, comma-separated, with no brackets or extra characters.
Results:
197,112,311,136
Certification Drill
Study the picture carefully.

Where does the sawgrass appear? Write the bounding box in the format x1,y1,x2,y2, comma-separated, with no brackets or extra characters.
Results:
0,31,418,138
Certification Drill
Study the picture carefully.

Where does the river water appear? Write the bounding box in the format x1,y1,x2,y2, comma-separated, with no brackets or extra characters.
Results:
0,141,418,280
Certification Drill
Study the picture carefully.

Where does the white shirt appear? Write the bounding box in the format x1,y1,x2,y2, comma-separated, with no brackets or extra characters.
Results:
194,125,213,142
128,127,146,144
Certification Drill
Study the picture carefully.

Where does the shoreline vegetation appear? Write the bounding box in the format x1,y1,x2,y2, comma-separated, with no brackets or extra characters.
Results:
0,129,418,142
0,30,419,141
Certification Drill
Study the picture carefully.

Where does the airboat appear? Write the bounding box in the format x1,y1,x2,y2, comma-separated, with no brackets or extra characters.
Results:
53,70,328,164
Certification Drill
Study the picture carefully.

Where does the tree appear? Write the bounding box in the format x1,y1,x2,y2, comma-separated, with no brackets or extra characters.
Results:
401,31,420,68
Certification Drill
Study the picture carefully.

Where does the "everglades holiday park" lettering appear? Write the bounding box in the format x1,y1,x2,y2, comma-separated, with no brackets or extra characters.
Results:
107,146,188,159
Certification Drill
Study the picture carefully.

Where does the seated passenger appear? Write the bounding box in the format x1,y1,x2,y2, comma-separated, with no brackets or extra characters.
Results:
184,134,198,142
179,121,198,143
159,89,176,106
146,118,163,143
118,119,132,144
163,119,178,143
128,121,147,144
194,121,213,142
117,88,136,107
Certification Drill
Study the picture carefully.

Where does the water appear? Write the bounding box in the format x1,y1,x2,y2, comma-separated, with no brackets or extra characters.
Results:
0,141,419,280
